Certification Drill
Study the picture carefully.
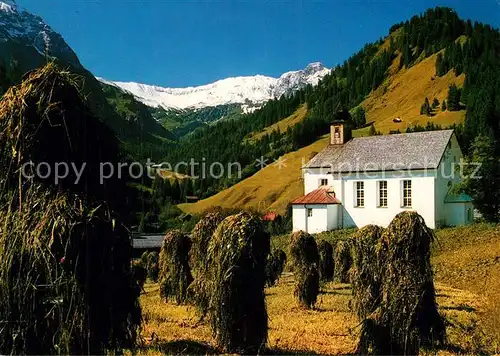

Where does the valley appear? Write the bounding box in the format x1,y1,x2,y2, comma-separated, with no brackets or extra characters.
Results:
179,46,468,216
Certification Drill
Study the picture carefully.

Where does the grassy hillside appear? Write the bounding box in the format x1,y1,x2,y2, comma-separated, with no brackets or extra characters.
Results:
246,104,308,143
178,46,466,215
178,135,329,215
360,52,465,134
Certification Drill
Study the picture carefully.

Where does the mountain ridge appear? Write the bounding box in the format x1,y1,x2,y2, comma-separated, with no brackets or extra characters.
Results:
0,0,173,159
98,62,330,110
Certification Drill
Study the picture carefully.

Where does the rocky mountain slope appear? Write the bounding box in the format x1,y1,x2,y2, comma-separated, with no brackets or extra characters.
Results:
99,62,330,110
0,0,172,159
0,0,82,90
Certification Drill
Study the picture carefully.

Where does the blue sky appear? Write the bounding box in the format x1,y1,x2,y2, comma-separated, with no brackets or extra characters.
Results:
16,0,500,88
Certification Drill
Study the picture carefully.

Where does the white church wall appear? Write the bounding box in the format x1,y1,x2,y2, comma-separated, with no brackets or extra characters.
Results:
305,204,328,234
326,204,340,230
292,205,306,232
297,133,473,232
445,202,472,226
292,204,329,234
434,134,466,227
340,170,437,228
303,168,342,197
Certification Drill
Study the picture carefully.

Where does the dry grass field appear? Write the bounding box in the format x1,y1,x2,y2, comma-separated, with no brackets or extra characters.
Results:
432,223,500,352
135,279,490,355
133,223,500,355
246,104,308,143
360,52,465,134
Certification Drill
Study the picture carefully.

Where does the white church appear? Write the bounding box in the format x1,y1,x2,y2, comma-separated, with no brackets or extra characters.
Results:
292,120,473,233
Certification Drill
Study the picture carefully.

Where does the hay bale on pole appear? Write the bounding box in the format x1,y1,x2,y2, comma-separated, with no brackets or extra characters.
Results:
146,251,160,282
188,212,224,312
356,211,446,355
205,212,270,354
334,239,353,283
0,63,140,354
318,240,334,282
350,225,384,320
190,212,224,274
141,251,150,268
159,230,193,304
265,249,287,287
290,230,320,308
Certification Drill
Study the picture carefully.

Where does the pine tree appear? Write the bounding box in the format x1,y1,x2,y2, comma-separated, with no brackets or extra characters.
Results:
352,107,366,129
441,100,447,111
447,84,462,111
171,179,181,203
432,97,440,109
420,97,432,116
162,179,172,200
402,38,413,69
457,134,500,222
435,53,445,76
183,179,194,201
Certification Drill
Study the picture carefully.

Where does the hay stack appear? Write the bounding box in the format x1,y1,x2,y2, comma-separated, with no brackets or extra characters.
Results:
350,225,384,320
147,251,160,282
188,212,224,311
318,240,334,282
140,251,159,282
0,63,127,212
205,212,270,353
141,251,150,268
0,64,140,354
132,260,147,289
159,230,193,304
276,249,287,266
190,212,224,274
265,249,287,287
290,230,320,308
356,212,446,355
334,239,353,283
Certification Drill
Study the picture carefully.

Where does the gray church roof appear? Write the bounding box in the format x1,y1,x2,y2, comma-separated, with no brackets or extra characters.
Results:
304,129,454,172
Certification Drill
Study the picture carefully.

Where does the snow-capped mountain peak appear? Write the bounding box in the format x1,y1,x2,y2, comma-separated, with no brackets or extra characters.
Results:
100,63,330,110
99,75,277,109
0,1,17,13
272,61,329,99
0,0,81,67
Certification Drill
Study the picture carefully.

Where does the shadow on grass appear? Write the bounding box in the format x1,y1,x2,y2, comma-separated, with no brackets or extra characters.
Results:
436,293,452,298
328,285,351,291
264,346,321,355
439,343,489,356
140,339,219,355
319,290,348,296
141,340,330,355
441,304,476,312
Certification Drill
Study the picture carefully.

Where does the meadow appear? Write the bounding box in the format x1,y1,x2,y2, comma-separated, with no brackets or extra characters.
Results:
134,223,500,355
